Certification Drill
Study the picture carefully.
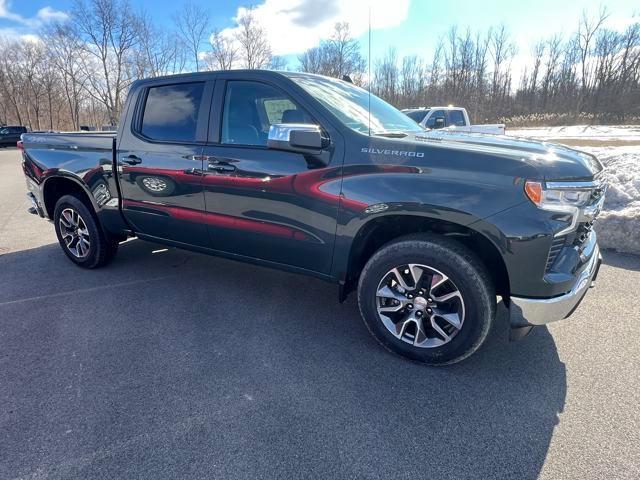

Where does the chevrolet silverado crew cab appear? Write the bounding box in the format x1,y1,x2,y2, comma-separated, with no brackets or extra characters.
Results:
20,71,605,365
403,107,505,135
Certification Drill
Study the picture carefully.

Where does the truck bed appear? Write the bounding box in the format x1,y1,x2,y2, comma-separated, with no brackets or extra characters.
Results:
20,131,119,229
21,132,116,181
21,132,115,152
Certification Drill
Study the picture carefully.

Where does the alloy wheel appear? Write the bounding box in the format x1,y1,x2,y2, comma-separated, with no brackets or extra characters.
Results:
375,264,465,348
58,208,91,258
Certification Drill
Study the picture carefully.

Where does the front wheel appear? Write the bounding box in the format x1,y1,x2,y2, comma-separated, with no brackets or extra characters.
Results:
357,234,496,365
53,194,118,268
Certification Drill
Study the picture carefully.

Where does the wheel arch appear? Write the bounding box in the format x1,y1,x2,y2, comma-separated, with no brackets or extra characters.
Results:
340,214,510,303
42,174,98,220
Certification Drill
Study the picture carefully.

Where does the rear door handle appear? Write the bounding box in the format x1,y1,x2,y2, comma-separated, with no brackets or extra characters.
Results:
121,155,142,165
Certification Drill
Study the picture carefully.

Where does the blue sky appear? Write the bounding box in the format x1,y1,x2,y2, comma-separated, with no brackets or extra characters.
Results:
2,0,638,68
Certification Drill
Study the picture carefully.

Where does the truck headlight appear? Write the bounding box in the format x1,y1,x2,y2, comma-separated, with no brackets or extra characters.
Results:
525,180,606,236
524,181,593,210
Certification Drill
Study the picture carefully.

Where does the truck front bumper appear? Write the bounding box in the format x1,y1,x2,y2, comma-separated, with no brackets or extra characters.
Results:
509,241,602,337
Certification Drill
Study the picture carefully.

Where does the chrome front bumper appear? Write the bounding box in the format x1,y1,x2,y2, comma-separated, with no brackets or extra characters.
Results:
510,242,601,329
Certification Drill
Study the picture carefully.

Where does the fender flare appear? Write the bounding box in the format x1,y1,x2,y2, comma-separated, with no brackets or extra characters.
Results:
41,172,101,218
332,208,511,300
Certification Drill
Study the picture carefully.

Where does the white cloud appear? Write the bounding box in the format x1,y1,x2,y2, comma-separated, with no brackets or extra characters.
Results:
36,6,69,23
0,0,24,23
0,0,68,29
220,0,411,56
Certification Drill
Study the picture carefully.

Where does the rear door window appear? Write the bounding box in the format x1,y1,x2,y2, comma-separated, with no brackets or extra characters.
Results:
405,110,429,123
140,82,205,142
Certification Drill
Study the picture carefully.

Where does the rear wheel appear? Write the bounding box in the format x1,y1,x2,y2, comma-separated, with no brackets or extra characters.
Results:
357,234,495,365
53,194,118,268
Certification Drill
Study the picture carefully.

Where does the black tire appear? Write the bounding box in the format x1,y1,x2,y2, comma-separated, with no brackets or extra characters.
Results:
357,233,496,365
53,194,118,269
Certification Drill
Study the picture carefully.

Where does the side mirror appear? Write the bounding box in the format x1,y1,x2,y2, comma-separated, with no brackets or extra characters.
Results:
433,117,445,129
268,124,325,153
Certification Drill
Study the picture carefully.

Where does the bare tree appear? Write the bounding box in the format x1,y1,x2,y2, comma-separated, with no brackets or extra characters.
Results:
298,22,366,82
324,22,366,80
208,29,237,70
20,41,48,130
72,0,140,125
135,13,186,77
298,46,324,74
527,41,545,109
42,23,88,130
373,47,400,105
574,7,609,114
471,30,490,115
0,39,26,125
267,55,288,71
172,1,210,72
399,55,425,108
426,39,443,101
540,34,562,110
487,25,516,117
235,7,271,69
489,25,516,96
617,22,640,119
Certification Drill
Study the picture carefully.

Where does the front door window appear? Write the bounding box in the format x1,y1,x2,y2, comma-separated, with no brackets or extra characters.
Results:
221,81,313,146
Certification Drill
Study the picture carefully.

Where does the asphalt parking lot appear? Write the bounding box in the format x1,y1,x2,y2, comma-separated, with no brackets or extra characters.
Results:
1,148,639,479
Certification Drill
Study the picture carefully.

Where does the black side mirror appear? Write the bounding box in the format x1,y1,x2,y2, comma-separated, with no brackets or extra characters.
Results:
434,117,445,129
268,124,325,153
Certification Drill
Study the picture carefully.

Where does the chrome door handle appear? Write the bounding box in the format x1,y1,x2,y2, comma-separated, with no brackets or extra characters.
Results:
208,163,236,173
121,155,142,165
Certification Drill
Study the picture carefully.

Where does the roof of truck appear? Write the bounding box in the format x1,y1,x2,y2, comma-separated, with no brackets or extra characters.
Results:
130,70,343,87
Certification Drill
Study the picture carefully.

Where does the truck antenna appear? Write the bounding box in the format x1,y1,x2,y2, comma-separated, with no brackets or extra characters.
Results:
368,5,371,136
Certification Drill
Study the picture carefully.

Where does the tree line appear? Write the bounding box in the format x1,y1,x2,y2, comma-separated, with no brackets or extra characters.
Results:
363,8,639,125
1,0,638,131
0,0,280,130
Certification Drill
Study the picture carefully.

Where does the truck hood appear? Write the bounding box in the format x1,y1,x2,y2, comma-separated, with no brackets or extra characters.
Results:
411,130,603,181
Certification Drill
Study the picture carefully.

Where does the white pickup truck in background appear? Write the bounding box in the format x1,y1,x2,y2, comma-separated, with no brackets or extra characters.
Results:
402,107,506,135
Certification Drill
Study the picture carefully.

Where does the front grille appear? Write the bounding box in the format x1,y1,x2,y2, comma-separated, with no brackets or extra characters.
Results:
589,184,606,205
573,220,595,248
546,236,566,272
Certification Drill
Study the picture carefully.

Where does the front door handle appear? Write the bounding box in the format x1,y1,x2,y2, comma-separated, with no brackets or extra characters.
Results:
121,155,142,165
208,163,236,173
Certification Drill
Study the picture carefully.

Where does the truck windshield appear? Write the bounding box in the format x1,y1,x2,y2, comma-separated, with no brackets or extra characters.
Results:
288,74,423,136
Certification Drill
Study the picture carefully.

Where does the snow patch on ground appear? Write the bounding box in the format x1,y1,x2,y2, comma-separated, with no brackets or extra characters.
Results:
508,126,640,255
582,146,640,255
508,125,640,141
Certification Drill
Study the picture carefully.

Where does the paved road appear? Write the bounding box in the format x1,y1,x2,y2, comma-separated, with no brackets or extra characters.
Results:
1,149,639,479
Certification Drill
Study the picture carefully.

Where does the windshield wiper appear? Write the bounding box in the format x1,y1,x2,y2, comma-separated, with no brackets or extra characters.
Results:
372,131,409,138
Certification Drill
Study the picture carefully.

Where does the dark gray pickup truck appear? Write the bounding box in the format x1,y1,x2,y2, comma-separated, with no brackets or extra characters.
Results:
19,70,605,365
